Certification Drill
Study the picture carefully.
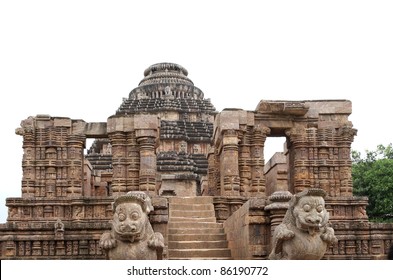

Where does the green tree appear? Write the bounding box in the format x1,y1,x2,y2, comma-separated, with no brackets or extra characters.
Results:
352,144,393,222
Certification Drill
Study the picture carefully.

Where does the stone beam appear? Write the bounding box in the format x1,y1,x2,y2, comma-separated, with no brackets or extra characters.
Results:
84,122,107,138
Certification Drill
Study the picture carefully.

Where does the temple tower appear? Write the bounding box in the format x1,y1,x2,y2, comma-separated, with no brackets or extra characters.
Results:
87,62,217,197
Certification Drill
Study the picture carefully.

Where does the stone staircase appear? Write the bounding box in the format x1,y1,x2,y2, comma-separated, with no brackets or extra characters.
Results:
168,196,232,260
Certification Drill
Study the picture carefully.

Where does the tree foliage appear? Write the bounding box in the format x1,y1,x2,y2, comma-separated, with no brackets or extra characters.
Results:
352,144,393,222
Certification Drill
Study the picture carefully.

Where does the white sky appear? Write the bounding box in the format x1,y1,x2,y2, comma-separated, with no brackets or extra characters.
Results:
0,0,392,223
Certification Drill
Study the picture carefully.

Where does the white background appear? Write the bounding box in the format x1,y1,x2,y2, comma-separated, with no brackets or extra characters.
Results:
1,260,391,279
0,0,392,223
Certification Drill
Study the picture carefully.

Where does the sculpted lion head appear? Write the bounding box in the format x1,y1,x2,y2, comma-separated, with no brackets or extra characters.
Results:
112,191,154,243
290,188,329,235
269,188,337,260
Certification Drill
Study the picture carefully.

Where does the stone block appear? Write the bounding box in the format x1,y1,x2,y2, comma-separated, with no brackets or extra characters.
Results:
218,110,240,130
84,122,107,136
152,197,168,209
134,114,159,130
249,198,266,209
245,216,267,225
72,120,87,135
255,100,309,115
135,129,158,138
222,135,239,145
54,118,72,127
238,110,249,125
305,100,352,118
36,119,51,129
122,117,136,132
107,116,134,132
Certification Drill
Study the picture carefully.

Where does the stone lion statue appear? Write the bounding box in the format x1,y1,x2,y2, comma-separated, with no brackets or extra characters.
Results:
269,188,337,260
99,191,164,260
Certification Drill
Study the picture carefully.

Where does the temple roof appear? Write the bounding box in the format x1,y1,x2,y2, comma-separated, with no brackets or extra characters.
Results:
115,62,216,115
160,120,213,141
140,62,192,86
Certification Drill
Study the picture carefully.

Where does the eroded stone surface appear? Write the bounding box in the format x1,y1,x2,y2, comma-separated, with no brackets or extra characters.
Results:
99,191,164,260
269,188,337,260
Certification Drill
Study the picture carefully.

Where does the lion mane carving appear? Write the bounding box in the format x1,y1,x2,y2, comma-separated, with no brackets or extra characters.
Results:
269,188,338,260
99,191,164,260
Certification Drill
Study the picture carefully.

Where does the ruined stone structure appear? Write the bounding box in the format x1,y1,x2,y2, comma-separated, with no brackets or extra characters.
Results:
0,63,392,260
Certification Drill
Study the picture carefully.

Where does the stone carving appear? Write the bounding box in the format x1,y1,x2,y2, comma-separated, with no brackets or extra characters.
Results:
99,191,164,259
269,188,337,260
103,143,112,155
54,219,65,240
164,86,174,99
15,116,34,136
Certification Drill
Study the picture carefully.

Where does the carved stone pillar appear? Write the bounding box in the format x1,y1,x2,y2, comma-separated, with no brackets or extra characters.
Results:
213,197,230,223
220,129,240,196
66,134,85,197
207,147,219,196
125,131,140,192
137,136,157,196
338,124,357,196
265,191,292,237
109,132,127,195
287,123,357,197
285,126,309,194
16,117,36,197
238,128,251,196
108,114,159,196
249,127,270,197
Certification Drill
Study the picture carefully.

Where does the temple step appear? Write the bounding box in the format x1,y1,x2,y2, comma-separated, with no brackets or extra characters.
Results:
167,196,232,260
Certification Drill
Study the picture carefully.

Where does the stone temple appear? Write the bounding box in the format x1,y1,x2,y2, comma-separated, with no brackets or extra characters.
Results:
1,62,392,259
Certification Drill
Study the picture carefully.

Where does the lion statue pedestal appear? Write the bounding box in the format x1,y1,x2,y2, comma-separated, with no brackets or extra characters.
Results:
99,191,164,260
269,188,337,260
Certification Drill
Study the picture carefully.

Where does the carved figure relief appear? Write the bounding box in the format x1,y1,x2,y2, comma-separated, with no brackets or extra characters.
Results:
54,219,65,240
179,141,187,153
86,206,93,218
269,188,338,260
73,241,78,255
103,143,112,155
193,144,201,154
34,206,43,218
94,205,106,218
64,206,72,219
18,242,25,256
252,146,261,158
99,191,164,259
56,187,62,197
69,147,77,159
164,86,174,99
54,206,60,218
9,207,19,218
46,148,57,159
42,241,49,256
66,241,72,255
356,205,367,218
73,206,84,219
54,219,65,232
24,148,33,160
112,146,124,158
